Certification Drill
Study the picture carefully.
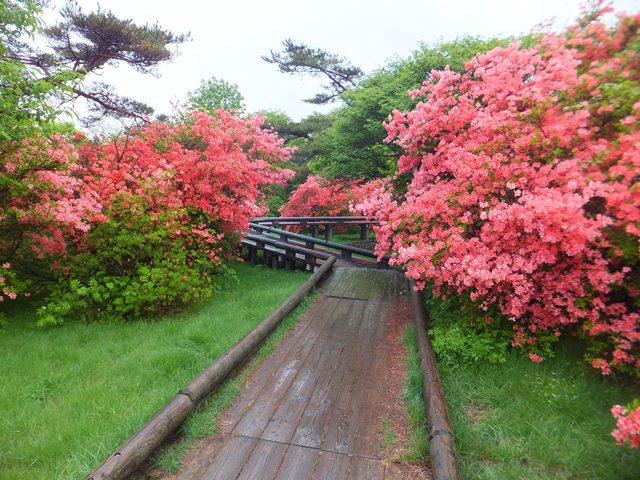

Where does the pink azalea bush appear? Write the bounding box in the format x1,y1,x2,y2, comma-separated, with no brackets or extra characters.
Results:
1,111,294,323
280,175,384,217
0,136,102,303
354,3,639,446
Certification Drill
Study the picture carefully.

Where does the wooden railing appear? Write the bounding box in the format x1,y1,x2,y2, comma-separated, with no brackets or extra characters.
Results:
252,215,376,241
243,217,389,270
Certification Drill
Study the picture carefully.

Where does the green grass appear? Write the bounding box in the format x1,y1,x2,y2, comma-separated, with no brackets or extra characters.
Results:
403,326,430,462
0,262,310,480
417,317,640,479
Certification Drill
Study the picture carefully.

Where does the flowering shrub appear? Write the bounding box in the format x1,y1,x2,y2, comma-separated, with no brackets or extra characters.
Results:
0,136,102,304
357,4,639,375
37,111,293,324
0,111,293,324
280,175,354,218
280,175,384,217
611,403,640,448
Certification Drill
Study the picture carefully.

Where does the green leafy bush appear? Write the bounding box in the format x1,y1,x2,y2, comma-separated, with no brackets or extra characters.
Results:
426,293,512,366
38,198,229,325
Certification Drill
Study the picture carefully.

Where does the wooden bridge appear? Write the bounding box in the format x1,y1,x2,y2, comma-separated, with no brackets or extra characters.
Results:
88,217,458,480
173,268,411,479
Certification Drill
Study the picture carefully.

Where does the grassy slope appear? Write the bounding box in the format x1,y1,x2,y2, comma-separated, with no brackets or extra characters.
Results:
0,263,309,480
404,318,640,479
440,344,640,480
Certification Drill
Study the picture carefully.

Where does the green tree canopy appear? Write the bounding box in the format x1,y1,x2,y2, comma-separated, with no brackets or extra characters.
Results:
0,0,75,142
262,38,363,104
2,0,188,126
311,37,509,180
187,76,245,114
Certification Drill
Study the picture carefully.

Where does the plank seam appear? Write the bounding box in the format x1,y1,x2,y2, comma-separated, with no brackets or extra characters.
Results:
231,434,386,462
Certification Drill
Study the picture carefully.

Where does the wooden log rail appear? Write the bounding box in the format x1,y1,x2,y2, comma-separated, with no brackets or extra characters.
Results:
410,282,461,480
242,232,332,270
86,257,336,480
251,216,378,241
248,222,390,269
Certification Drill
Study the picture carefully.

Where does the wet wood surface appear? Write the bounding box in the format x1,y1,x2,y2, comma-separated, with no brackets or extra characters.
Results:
178,267,409,480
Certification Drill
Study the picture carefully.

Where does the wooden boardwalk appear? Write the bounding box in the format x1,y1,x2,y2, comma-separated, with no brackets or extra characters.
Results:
173,267,410,480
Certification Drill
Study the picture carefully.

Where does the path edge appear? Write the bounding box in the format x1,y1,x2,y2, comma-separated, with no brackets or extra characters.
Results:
86,257,336,480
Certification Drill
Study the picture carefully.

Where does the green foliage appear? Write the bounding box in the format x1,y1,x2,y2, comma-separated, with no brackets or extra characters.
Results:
259,110,334,214
427,290,640,478
262,38,363,104
403,325,430,462
0,1,79,142
39,198,226,325
260,110,334,166
425,292,511,365
312,37,509,180
1,1,187,124
187,76,245,114
430,323,509,366
438,343,640,479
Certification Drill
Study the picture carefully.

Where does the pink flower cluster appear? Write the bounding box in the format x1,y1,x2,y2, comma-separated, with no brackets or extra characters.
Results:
611,405,640,448
280,176,384,220
81,111,293,240
356,5,639,374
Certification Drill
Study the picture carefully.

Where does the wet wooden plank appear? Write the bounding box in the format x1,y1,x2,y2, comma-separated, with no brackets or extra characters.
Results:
349,456,386,479
352,303,394,457
172,437,224,480
222,296,338,433
262,299,367,444
344,268,375,300
187,267,414,480
195,436,257,480
232,297,350,438
311,450,352,480
319,267,348,297
321,298,380,454
290,297,375,451
289,299,369,448
327,267,359,298
272,444,319,479
339,268,365,299
235,439,288,480
330,301,389,456
317,268,340,296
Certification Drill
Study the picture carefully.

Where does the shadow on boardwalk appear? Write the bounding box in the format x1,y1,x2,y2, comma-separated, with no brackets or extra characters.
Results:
167,267,423,480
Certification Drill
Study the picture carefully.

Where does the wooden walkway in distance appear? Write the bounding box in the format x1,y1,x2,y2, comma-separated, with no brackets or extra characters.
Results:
173,267,410,480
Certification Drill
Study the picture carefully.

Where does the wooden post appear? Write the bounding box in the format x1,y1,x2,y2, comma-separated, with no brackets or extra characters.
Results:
324,224,333,241
377,256,390,270
87,257,336,480
311,224,318,237
360,224,369,241
248,246,258,264
410,283,460,480
284,249,295,270
256,241,264,264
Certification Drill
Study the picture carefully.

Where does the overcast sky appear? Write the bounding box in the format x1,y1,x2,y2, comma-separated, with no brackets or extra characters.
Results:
47,0,638,122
